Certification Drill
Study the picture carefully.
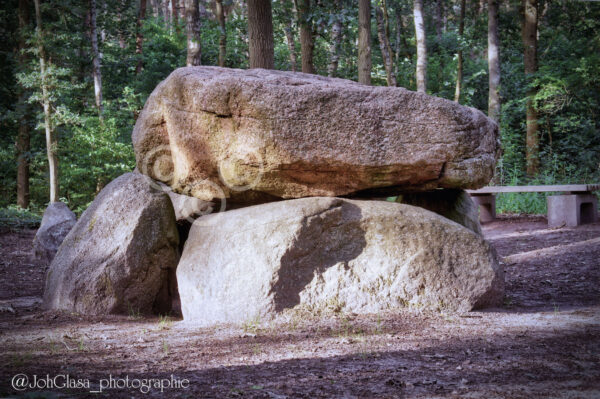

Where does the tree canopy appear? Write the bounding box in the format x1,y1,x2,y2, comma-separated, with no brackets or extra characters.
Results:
0,0,598,215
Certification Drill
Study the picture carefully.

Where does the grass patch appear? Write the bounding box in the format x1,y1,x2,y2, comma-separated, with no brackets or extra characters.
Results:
0,206,42,230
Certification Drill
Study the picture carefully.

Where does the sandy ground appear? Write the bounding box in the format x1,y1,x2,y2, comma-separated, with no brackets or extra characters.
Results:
0,215,599,398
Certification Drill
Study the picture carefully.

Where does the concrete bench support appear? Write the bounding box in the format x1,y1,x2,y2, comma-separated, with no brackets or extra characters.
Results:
547,194,599,227
471,194,496,223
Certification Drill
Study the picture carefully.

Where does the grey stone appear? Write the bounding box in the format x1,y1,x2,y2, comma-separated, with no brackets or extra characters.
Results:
470,194,496,223
177,198,503,326
398,189,482,234
133,67,500,204
547,194,599,227
155,181,216,222
33,202,77,266
43,173,179,315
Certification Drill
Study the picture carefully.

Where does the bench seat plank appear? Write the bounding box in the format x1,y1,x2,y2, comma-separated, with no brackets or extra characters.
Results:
467,184,600,195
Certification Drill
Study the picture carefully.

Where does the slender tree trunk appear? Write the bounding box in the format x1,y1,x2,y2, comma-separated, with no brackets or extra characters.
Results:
116,1,126,48
240,0,249,60
283,8,297,72
395,7,411,62
488,0,500,122
185,0,201,66
136,0,147,74
297,0,314,73
17,0,30,209
90,0,103,118
358,0,371,85
168,0,174,32
163,0,170,26
215,0,227,66
150,0,160,17
414,0,427,93
376,2,396,86
454,0,465,101
327,0,342,77
435,0,443,41
522,0,539,176
247,0,274,69
34,0,59,203
172,0,179,26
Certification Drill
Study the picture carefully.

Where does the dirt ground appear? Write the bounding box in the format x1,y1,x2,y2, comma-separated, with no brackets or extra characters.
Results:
0,215,599,398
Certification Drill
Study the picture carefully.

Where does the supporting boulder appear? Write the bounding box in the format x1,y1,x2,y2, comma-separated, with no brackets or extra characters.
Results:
133,67,500,204
43,172,179,315
33,202,77,266
177,198,503,326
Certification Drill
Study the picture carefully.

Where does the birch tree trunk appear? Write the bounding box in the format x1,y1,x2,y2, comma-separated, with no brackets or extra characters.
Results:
327,0,342,77
215,0,227,66
376,2,396,86
185,0,201,66
414,0,427,93
150,0,160,17
34,0,59,203
247,0,274,69
17,0,30,208
454,0,465,102
522,0,539,176
90,0,103,118
358,0,371,85
283,8,298,72
488,0,501,122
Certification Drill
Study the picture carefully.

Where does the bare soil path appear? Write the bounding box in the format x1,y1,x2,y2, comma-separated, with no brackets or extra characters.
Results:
0,216,599,398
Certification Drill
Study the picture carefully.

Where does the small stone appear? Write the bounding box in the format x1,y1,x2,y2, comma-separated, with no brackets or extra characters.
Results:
33,202,77,266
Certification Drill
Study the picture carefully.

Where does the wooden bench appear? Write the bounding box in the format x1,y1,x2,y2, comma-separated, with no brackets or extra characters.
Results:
466,184,600,227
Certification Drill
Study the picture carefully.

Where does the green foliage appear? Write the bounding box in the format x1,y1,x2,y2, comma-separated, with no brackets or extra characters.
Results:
0,0,598,218
0,206,42,230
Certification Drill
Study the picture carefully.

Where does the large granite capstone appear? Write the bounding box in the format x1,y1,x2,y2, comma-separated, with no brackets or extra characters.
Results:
133,67,500,203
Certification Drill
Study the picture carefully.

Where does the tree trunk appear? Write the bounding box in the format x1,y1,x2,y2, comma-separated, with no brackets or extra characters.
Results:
185,0,201,66
327,0,342,77
136,0,147,74
150,0,160,17
163,0,170,26
247,0,274,69
454,0,465,102
34,0,59,203
395,6,411,63
297,0,315,73
522,0,539,176
172,0,178,26
488,0,500,122
414,0,427,93
376,2,396,86
358,0,371,85
117,1,126,48
283,3,297,72
215,0,227,66
17,0,30,209
240,0,249,60
435,0,443,41
90,0,103,118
